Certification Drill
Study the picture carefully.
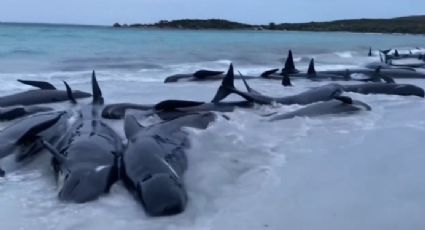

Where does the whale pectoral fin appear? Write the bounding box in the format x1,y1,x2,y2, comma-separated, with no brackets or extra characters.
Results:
260,68,279,78
17,112,65,145
238,71,256,93
63,81,77,104
42,140,67,163
124,115,144,138
155,100,204,111
17,79,57,90
334,96,353,104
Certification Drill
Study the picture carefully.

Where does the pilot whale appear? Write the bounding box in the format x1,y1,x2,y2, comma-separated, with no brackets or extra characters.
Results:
122,112,216,216
43,71,123,203
0,105,53,121
212,64,348,106
102,99,252,120
269,98,371,121
0,111,67,176
164,69,258,83
0,79,91,107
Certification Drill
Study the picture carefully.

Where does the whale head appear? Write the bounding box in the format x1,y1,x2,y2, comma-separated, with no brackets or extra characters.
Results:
138,172,187,216
55,160,117,203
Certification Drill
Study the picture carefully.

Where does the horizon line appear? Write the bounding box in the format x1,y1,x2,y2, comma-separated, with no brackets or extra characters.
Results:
0,14,423,28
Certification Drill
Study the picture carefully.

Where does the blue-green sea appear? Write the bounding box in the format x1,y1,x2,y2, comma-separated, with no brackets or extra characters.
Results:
0,23,424,74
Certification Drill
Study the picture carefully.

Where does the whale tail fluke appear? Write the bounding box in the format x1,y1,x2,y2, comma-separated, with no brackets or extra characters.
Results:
211,64,236,103
92,71,104,105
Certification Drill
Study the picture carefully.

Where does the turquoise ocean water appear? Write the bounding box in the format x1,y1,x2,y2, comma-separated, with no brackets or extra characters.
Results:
0,23,424,74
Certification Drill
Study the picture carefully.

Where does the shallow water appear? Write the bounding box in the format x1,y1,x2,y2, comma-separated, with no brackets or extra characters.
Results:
0,23,425,230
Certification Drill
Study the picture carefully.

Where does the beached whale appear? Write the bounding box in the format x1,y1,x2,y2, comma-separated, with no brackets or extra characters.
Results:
164,69,258,83
43,72,123,203
0,111,67,176
268,98,371,121
101,100,252,120
121,112,216,216
0,79,91,107
0,105,53,121
283,72,424,97
284,59,350,81
212,64,347,105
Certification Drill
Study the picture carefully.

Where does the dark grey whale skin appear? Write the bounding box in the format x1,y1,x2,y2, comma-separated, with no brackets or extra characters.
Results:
101,100,253,120
0,88,91,107
121,112,216,216
0,111,67,176
0,105,53,121
44,73,123,203
212,64,345,106
269,99,371,121
342,83,425,98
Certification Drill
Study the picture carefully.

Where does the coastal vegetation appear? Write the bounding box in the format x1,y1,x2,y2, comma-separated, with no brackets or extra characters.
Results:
113,16,425,34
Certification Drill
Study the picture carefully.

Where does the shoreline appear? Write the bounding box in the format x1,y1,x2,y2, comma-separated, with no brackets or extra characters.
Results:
113,16,425,35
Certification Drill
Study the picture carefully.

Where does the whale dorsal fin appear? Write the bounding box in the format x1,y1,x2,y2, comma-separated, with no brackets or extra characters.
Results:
211,63,235,103
124,115,144,138
193,70,224,78
92,70,104,105
17,79,56,90
394,49,399,57
260,68,279,78
368,47,372,57
307,59,316,75
155,100,204,111
63,81,77,104
282,50,298,74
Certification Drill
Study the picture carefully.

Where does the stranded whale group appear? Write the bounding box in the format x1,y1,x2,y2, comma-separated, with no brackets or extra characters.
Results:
0,46,424,216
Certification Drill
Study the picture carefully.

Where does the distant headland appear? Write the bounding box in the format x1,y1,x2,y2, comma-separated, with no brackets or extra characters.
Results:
113,16,425,34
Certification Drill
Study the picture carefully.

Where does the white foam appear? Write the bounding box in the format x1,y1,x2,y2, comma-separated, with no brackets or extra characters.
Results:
1,58,425,230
